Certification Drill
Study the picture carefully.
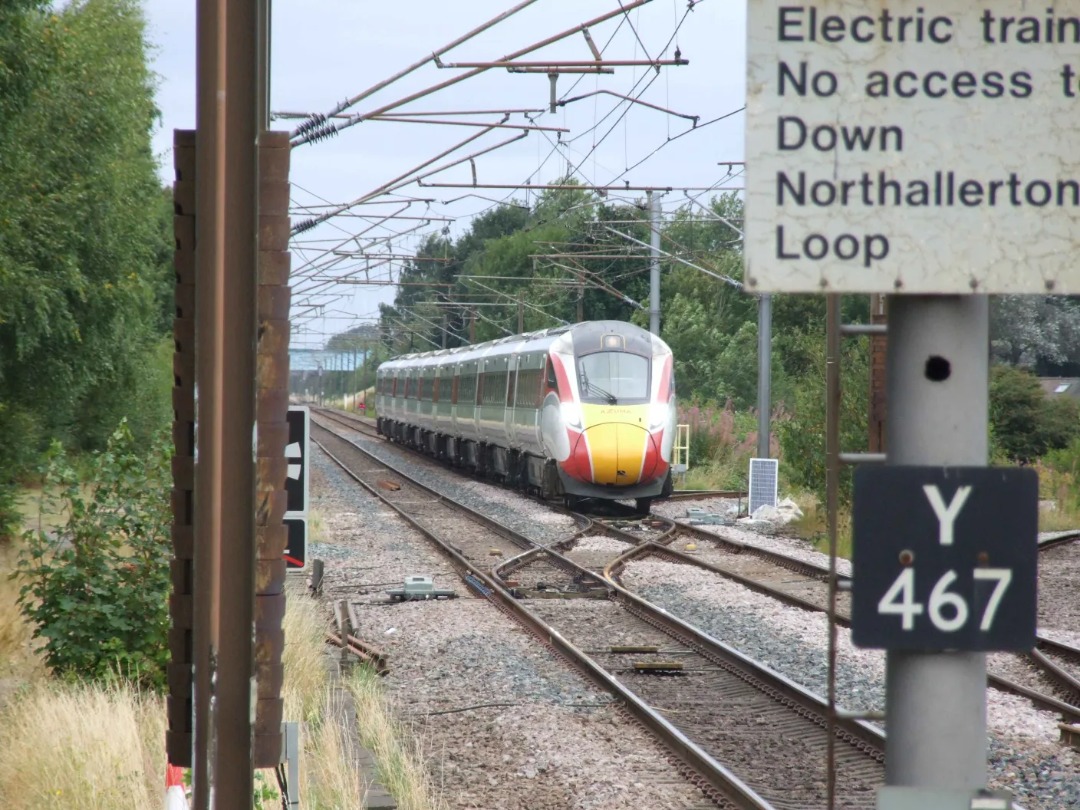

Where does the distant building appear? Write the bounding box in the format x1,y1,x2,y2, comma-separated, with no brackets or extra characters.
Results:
1038,377,1080,398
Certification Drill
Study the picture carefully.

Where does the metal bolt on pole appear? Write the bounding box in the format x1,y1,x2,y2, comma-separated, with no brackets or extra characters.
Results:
884,294,990,792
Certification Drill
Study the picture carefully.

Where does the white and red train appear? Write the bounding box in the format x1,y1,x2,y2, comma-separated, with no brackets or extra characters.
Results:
375,320,676,512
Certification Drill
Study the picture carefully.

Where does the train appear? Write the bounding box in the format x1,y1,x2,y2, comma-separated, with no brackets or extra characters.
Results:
375,320,676,512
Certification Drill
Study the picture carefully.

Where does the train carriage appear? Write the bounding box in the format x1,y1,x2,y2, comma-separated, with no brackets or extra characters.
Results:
376,320,675,512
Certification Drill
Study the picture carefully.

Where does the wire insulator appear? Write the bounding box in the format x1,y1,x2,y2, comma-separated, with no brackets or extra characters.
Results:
293,112,327,138
307,121,340,145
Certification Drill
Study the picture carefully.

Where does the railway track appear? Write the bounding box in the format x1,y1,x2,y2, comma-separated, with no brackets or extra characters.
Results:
595,518,1080,723
1038,530,1080,551
317,406,1080,721
311,414,887,809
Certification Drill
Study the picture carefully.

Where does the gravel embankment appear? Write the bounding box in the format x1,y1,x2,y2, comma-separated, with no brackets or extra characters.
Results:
309,449,712,810
1036,541,1080,637
621,558,1080,810
654,497,853,575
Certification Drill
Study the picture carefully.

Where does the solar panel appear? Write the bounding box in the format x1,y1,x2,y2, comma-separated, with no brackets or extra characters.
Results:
748,458,779,515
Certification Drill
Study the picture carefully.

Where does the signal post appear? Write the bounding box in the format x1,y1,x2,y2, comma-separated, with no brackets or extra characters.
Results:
745,2,1076,807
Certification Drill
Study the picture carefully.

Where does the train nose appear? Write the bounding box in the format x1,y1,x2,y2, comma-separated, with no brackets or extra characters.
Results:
581,422,656,485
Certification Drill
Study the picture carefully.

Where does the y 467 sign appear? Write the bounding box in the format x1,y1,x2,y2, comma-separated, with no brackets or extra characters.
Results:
852,467,1037,651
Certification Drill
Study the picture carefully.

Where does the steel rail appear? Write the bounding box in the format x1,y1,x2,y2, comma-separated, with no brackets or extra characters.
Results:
604,533,1080,725
1037,530,1080,551
309,417,775,808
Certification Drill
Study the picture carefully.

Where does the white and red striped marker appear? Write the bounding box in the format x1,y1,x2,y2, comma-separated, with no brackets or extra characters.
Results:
165,763,188,810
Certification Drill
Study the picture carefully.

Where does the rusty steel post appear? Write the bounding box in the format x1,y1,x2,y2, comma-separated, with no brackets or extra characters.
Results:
192,4,218,804
167,129,197,768
194,0,259,804
253,131,291,767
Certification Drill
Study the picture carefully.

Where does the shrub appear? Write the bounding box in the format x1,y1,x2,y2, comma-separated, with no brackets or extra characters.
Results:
776,336,869,505
13,420,172,689
989,365,1080,462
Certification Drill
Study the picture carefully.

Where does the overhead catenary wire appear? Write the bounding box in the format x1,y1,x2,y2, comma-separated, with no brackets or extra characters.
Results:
286,0,732,349
291,0,657,147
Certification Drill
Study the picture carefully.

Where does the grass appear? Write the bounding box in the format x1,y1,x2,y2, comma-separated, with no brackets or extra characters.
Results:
281,580,441,809
0,540,47,696
0,680,165,809
678,458,748,492
1,524,437,810
13,482,96,537
272,582,366,809
345,667,445,810
1036,465,1080,532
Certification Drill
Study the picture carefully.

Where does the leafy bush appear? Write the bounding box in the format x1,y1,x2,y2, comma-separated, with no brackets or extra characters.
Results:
13,421,172,689
676,400,763,491
989,365,1080,462
776,335,869,505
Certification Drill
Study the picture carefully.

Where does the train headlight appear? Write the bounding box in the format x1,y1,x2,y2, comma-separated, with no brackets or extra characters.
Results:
648,401,670,430
560,401,582,429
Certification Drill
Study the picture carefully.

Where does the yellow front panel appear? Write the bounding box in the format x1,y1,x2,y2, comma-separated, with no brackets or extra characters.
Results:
581,405,648,485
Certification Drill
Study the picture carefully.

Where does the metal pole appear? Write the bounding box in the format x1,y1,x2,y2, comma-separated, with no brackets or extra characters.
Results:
824,294,841,809
756,294,772,459
256,0,270,129
576,267,584,323
884,294,989,790
648,191,661,335
215,0,258,803
192,3,219,805
194,0,259,805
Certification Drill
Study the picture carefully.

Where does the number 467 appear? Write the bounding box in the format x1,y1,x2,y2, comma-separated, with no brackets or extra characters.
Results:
878,568,1012,632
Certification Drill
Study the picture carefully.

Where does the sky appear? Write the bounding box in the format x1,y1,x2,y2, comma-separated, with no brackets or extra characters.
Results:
142,0,748,348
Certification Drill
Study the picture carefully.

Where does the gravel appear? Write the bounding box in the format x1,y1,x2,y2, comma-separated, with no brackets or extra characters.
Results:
308,447,712,809
571,535,633,554
1035,541,1080,637
622,557,1080,810
653,497,852,575
315,418,578,546
311,431,1079,808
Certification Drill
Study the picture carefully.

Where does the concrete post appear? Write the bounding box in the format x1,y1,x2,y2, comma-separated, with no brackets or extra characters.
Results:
884,294,989,790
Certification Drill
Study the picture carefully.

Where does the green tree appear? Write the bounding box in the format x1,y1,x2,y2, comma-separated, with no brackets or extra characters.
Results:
0,0,171,539
776,334,870,505
989,365,1080,462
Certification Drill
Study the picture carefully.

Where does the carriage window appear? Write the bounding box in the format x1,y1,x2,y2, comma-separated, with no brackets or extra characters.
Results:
577,352,649,402
481,371,507,406
545,359,558,392
515,368,541,407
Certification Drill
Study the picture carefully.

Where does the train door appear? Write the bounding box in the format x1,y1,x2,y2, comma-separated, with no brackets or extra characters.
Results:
519,353,544,454
505,354,518,447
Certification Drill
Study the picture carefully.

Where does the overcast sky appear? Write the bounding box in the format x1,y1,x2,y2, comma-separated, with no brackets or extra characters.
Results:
142,0,748,348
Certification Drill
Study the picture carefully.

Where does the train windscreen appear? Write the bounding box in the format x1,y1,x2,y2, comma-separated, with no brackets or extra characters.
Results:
577,351,649,403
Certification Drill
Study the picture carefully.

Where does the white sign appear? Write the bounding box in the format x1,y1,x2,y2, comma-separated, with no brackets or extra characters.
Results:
746,1,1080,294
